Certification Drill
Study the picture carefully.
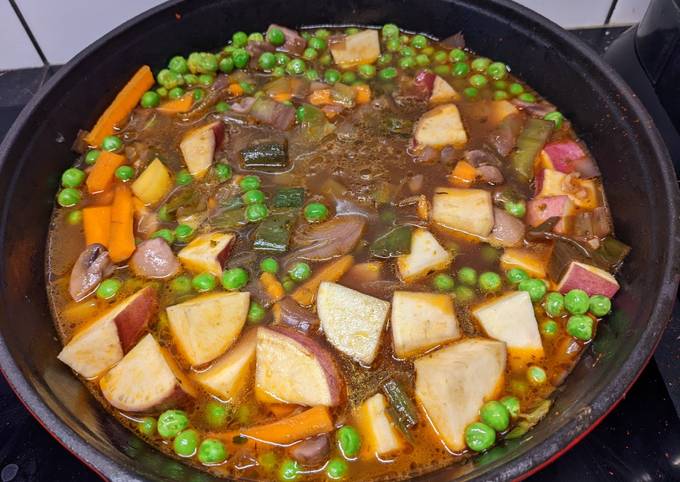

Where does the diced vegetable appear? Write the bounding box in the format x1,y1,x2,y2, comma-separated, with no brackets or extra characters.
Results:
179,122,225,179
536,169,599,209
472,291,544,368
272,297,319,333
488,208,526,248
83,206,111,247
250,97,296,130
177,232,235,276
99,334,197,412
397,228,452,282
252,210,297,253
157,92,194,113
500,245,552,279
108,184,136,263
228,406,334,445
557,261,620,297
84,65,155,147
414,338,506,451
369,225,413,258
382,379,419,431
317,282,390,365
130,238,181,279
255,326,345,406
240,141,288,170
291,215,365,261
193,329,257,401
131,158,172,205
354,393,404,459
431,187,494,237
510,118,553,180
167,292,250,366
448,161,477,188
86,151,125,194
290,255,354,307
414,104,468,148
259,272,285,303
296,103,336,142
273,187,305,208
329,30,381,68
430,76,459,104
526,195,575,234
543,140,599,178
390,291,461,358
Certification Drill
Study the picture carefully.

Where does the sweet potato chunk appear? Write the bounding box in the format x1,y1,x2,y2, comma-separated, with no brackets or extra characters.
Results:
179,122,224,179
355,393,405,459
431,187,494,238
430,76,459,104
414,104,468,148
329,30,381,68
131,158,172,205
317,282,390,365
177,232,235,276
557,261,620,297
397,229,452,283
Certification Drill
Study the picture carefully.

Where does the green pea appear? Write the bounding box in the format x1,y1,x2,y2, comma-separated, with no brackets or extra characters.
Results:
471,57,491,72
433,64,450,76
315,28,331,39
415,53,430,66
241,189,265,205
433,273,455,292
168,86,185,99
324,69,341,84
589,295,611,317
248,32,264,43
282,277,296,293
247,301,266,324
222,267,249,291
308,36,326,51
85,149,100,165
340,71,357,84
195,74,212,87
114,165,134,181
506,268,529,284
192,273,217,292
505,200,526,218
400,34,410,44
463,86,479,99
433,50,448,64
345,27,360,35
500,396,521,418
358,64,376,79
518,92,536,103
274,52,290,66
376,53,393,67
494,80,509,90
454,285,476,304
214,163,232,182
544,111,565,129
564,289,590,315
379,67,398,80
173,224,193,244
411,34,428,49
150,229,174,245
452,61,470,77
278,458,301,481
270,66,284,77
386,37,400,52
170,275,192,295
219,57,235,73
326,457,348,479
479,272,502,293
480,400,510,432
101,135,122,152
399,45,415,57
183,73,198,85
518,278,547,302
481,245,501,264
398,56,416,69
260,257,279,274
235,404,252,424
465,422,496,452
382,23,400,39
457,267,477,286
487,62,508,80
288,262,312,282
245,203,268,222
336,425,361,457
173,429,199,457
137,417,156,436
198,53,218,73
157,68,182,88
232,31,248,47
449,48,468,62
567,314,594,340
286,59,306,75
544,292,565,317
158,205,173,222
203,401,230,428
96,278,121,300
508,82,524,95
527,365,547,385
168,56,188,74
61,168,85,188
492,90,509,101
259,451,278,472
469,74,488,88
140,90,160,108
267,28,286,46
512,378,530,394
540,319,559,337
67,210,83,225
215,101,229,113
193,88,204,101
304,202,329,222
198,438,227,464
302,47,318,61
239,175,261,191
302,69,318,81
232,48,250,69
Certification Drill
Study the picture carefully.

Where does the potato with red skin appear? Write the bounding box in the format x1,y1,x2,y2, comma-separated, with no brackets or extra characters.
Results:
112,286,158,352
526,195,575,234
557,261,620,297
255,326,345,407
179,121,225,179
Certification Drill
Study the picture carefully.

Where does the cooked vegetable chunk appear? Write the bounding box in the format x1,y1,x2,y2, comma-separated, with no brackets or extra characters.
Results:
329,30,381,68
255,326,345,406
290,255,355,307
355,393,404,458
472,291,543,366
500,246,551,279
130,238,181,279
193,329,257,401
414,104,468,148
430,76,459,104
131,158,172,205
391,291,461,358
100,334,196,412
179,122,224,179
414,338,507,451
431,187,494,238
526,195,575,234
536,169,598,210
177,232,235,276
317,282,390,365
397,228,452,283
557,261,620,297
167,292,250,366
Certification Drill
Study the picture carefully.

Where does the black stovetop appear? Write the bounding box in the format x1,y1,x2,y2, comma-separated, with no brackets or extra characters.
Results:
1,26,679,482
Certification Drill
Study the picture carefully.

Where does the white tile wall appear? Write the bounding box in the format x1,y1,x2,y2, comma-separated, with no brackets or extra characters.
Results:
0,1,43,70
515,0,612,28
609,0,652,24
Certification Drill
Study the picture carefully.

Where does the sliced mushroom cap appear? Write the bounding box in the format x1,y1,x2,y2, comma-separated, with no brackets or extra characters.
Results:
129,238,181,279
288,434,330,466
69,243,114,301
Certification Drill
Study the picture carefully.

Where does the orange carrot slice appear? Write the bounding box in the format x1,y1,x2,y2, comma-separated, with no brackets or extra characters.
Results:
260,272,285,303
231,406,333,445
449,160,477,188
82,206,111,247
354,84,372,104
85,151,125,194
291,255,354,306
108,185,135,262
157,93,194,114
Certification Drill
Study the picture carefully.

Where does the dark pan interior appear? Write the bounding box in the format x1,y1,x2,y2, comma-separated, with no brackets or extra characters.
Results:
0,0,678,481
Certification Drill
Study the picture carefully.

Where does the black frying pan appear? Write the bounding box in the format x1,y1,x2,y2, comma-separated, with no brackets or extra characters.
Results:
0,0,678,480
